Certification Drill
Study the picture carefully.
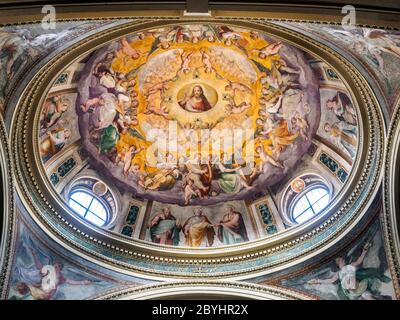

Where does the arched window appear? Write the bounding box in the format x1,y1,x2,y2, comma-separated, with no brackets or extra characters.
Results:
292,187,329,224
68,190,109,226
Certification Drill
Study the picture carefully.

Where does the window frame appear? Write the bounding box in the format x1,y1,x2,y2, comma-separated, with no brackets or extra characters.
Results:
290,185,330,224
68,188,110,227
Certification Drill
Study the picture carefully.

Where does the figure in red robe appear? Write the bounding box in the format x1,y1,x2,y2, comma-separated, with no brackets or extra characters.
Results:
179,85,212,112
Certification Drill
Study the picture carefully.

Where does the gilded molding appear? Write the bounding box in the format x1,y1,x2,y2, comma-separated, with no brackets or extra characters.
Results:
93,281,315,300
383,95,400,298
0,116,15,299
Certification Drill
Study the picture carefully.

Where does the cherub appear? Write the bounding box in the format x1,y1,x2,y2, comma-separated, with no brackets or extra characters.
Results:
119,37,140,59
145,102,169,117
259,93,283,114
277,58,301,75
115,78,136,94
144,81,169,97
238,161,259,190
225,97,251,114
201,49,213,73
218,28,242,46
253,41,283,59
130,163,141,175
224,80,252,96
181,51,193,74
255,145,284,172
119,145,143,176
117,114,138,134
256,117,274,137
183,178,203,205
205,30,216,42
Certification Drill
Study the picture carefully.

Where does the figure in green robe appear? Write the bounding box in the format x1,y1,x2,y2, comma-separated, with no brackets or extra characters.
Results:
99,124,119,154
308,242,391,300
148,207,180,246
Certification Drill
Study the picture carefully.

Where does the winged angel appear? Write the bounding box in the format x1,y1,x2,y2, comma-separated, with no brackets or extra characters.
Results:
326,27,400,76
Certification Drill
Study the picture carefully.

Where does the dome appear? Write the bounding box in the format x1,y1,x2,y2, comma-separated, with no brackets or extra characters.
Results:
37,23,359,249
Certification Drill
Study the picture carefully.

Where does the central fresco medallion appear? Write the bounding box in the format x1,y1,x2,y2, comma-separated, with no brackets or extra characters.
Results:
73,24,321,205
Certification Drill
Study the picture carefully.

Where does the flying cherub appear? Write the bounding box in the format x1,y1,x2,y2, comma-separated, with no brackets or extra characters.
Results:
200,49,213,73
252,41,283,59
116,145,143,176
224,80,252,96
259,93,283,114
181,51,194,74
115,37,140,59
256,117,274,137
144,81,169,98
225,97,251,114
144,99,169,117
183,178,203,205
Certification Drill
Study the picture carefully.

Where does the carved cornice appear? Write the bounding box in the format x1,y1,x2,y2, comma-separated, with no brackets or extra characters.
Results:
383,95,400,298
93,280,315,300
0,116,15,299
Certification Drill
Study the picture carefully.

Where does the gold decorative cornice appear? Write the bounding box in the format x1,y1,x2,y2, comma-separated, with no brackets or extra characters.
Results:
92,280,315,300
383,95,400,299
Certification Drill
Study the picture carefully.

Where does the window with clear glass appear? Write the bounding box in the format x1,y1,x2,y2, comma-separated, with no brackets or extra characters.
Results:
68,190,109,226
292,187,330,224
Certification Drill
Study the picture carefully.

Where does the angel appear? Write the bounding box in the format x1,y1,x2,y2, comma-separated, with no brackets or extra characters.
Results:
277,58,301,75
182,25,208,44
118,37,140,59
238,161,260,190
145,102,169,117
255,145,284,172
329,28,400,75
307,241,392,300
130,163,141,175
252,41,283,59
200,49,213,73
259,93,283,114
116,114,138,134
180,51,193,74
225,97,251,114
256,117,274,137
115,78,136,95
115,145,143,176
13,246,92,300
183,178,203,205
291,112,309,140
144,81,169,98
217,26,242,46
224,80,252,96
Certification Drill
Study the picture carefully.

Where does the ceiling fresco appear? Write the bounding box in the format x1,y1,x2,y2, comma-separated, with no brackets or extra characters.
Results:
0,13,397,299
274,22,400,115
39,24,357,207
0,20,130,116
0,11,397,299
32,23,366,251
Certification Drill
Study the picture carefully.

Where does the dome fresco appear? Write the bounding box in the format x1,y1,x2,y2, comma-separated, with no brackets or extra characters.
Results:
37,24,359,248
2,4,399,301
